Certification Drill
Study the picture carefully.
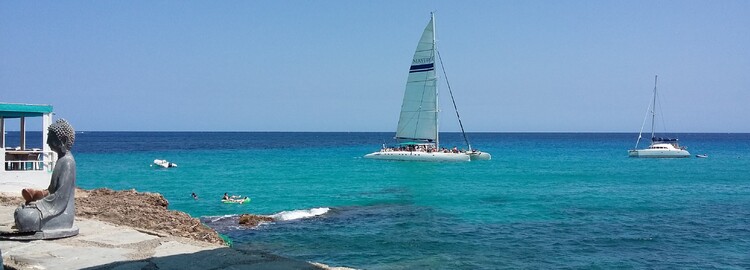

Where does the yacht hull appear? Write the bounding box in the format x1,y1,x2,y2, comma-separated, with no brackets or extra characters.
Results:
628,149,690,158
364,151,470,162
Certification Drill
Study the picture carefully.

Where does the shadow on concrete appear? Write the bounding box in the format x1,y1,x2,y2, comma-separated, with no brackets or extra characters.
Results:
79,247,323,270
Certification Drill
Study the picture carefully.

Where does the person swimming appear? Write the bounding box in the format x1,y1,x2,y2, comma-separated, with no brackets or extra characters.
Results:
191,192,198,200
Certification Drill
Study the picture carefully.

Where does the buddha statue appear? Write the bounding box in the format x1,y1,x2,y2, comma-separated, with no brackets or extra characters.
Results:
1,119,78,240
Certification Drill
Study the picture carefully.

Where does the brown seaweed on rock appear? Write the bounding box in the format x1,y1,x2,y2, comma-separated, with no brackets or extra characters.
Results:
1,188,225,245
75,188,226,245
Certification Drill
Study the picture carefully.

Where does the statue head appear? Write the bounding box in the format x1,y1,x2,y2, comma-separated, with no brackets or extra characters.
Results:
47,119,75,152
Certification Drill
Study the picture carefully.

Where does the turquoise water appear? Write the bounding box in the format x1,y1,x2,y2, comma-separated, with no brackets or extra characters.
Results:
14,132,749,269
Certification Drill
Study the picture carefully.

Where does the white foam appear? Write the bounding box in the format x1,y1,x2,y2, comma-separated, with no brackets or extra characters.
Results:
208,214,237,223
269,207,330,221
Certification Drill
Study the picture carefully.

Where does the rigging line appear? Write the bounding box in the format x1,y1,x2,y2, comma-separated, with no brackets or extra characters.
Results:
657,89,669,137
436,49,471,151
636,99,652,149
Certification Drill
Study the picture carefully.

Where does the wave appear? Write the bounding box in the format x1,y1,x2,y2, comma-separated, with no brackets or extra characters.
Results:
269,207,330,221
205,214,238,223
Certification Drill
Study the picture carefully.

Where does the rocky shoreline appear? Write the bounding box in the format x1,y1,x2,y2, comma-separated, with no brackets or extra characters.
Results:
0,188,225,245
0,188,355,270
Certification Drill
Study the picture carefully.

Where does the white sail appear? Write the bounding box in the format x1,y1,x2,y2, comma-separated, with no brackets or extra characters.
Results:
395,15,438,145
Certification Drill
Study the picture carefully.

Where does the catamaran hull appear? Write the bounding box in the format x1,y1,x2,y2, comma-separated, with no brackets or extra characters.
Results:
628,149,690,158
364,151,470,162
468,151,491,160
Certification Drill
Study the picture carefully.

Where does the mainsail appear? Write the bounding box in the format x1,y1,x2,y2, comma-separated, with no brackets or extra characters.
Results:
395,14,439,146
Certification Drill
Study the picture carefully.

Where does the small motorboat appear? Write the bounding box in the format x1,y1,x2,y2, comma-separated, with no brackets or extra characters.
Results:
152,159,177,168
696,154,708,158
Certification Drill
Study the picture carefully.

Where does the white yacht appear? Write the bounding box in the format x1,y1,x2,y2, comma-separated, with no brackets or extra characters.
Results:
628,76,690,158
628,139,690,158
364,13,491,162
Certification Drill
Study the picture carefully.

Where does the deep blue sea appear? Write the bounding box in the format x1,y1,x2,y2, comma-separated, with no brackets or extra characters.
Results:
8,132,750,269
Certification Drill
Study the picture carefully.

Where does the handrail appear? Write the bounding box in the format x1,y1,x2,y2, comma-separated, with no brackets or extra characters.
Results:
3,150,55,172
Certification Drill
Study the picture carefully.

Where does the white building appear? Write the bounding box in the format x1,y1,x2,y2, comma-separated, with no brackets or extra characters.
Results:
0,103,57,192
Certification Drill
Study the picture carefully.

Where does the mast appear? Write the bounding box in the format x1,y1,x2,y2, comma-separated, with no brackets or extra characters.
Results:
433,11,471,151
432,12,439,149
650,75,657,141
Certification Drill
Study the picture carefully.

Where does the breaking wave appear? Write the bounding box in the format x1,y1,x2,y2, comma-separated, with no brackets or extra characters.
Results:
269,207,331,221
202,207,331,233
209,214,237,223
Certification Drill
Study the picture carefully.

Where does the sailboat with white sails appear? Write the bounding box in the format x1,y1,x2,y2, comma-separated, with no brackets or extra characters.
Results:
628,75,690,158
364,13,491,162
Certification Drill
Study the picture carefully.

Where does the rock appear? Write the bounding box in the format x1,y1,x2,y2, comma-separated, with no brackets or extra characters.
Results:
1,188,226,245
238,214,274,227
74,188,224,245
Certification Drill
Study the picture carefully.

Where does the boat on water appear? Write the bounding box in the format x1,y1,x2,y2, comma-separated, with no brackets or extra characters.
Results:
696,154,708,158
364,13,491,162
152,159,177,168
628,76,690,158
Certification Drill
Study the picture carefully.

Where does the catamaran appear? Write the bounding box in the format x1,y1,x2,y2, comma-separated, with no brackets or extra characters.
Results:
628,75,690,158
364,13,491,162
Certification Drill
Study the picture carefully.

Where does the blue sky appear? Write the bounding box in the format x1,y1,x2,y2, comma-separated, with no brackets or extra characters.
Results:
2,1,748,132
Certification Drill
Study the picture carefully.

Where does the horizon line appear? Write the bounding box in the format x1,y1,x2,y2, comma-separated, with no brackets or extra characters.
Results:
5,130,750,134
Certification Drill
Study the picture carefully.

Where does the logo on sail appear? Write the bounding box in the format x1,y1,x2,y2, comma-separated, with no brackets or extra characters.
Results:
410,57,434,73
412,57,434,64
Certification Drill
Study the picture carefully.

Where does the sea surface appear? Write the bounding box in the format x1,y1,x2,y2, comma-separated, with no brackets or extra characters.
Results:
7,132,750,269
